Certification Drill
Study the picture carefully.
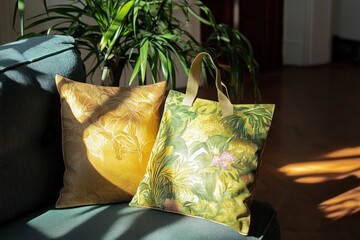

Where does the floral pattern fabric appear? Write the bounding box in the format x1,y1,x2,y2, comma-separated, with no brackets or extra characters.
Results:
130,90,275,235
55,75,166,208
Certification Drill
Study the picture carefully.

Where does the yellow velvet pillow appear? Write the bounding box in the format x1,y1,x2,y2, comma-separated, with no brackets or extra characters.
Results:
55,75,166,208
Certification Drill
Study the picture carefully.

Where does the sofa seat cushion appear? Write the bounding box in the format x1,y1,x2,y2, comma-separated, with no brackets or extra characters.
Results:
0,201,280,240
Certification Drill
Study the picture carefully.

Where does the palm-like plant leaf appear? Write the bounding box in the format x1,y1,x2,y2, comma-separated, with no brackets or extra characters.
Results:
13,0,260,99
99,1,133,51
204,24,260,100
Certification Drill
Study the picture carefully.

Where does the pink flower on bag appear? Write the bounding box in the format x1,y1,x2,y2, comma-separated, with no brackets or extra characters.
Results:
212,152,236,170
163,198,181,212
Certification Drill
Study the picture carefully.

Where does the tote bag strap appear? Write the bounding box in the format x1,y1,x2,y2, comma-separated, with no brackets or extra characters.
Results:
182,52,234,116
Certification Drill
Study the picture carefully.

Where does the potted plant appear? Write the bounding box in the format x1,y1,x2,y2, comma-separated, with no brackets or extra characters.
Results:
14,0,259,100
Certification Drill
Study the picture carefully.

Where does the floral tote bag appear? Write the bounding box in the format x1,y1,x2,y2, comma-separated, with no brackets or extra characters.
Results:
130,52,275,235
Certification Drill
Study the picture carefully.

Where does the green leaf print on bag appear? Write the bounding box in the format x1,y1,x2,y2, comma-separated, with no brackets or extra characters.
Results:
130,90,274,235
222,105,274,145
130,52,274,236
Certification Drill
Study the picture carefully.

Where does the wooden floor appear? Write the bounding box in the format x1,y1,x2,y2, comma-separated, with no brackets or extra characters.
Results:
252,62,360,239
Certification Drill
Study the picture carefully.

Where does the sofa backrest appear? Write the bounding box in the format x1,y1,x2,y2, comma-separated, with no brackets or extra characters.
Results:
0,35,86,225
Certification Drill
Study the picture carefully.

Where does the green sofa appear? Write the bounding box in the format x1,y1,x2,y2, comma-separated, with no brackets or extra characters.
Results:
0,35,280,240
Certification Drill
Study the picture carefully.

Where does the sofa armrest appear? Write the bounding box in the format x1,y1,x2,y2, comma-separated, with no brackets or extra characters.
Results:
0,35,86,225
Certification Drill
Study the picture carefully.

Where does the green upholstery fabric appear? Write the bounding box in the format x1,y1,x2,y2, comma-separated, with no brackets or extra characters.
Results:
0,201,279,240
0,35,86,225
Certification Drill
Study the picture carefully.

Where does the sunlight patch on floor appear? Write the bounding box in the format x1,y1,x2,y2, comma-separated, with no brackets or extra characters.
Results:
279,158,360,184
278,147,360,220
318,186,360,220
322,146,360,159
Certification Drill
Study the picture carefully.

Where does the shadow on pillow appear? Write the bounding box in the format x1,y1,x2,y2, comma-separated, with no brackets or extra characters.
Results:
55,75,166,208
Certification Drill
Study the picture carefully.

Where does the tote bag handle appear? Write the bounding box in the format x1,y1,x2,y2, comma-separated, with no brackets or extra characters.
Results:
182,52,234,116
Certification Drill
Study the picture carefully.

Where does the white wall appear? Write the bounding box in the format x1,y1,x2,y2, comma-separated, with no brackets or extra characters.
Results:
0,0,58,44
283,0,333,66
283,0,309,65
332,0,360,41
